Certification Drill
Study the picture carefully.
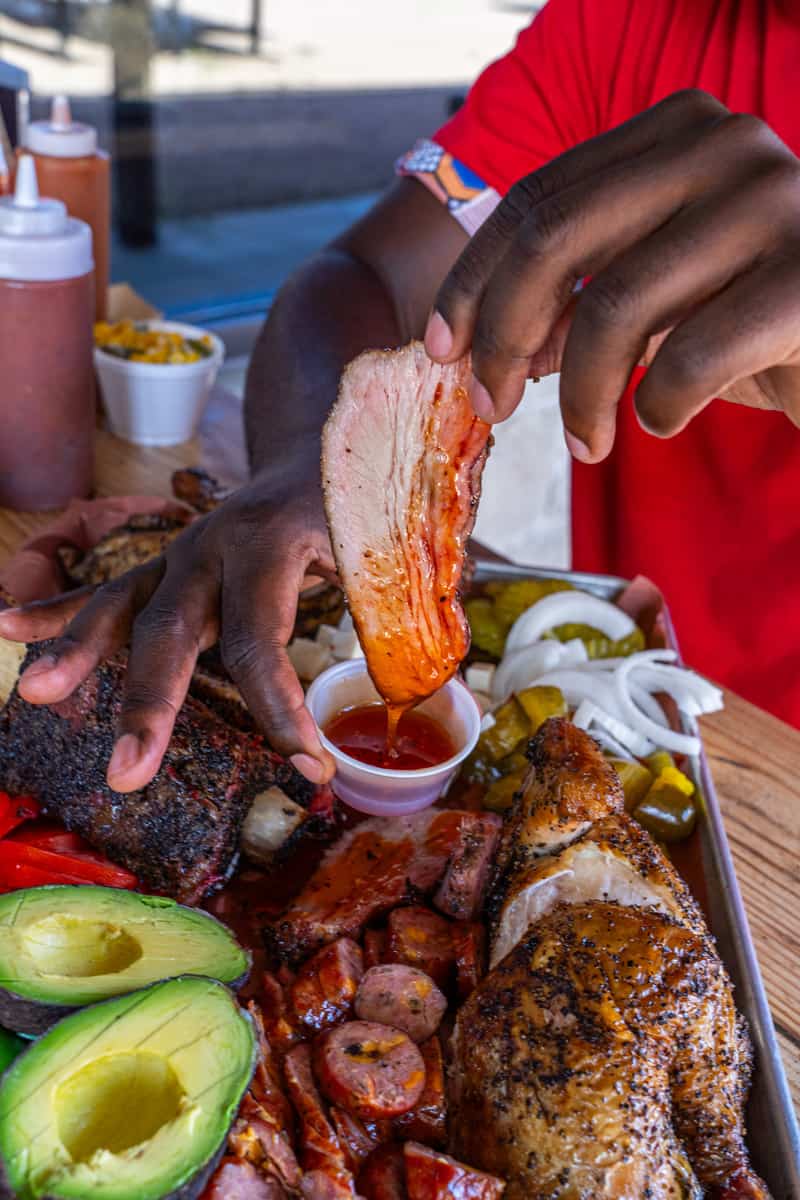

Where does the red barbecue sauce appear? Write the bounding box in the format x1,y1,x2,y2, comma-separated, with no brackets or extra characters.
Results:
325,704,454,770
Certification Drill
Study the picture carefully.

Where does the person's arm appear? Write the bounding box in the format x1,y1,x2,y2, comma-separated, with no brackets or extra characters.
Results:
0,181,466,791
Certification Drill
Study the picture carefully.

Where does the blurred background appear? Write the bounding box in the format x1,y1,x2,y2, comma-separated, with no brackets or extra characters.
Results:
0,0,566,565
0,0,541,314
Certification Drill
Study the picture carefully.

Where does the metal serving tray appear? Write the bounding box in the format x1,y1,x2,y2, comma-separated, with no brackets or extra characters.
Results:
472,558,800,1197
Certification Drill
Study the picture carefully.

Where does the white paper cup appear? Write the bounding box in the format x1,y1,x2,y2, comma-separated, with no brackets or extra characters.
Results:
95,321,225,447
306,659,481,816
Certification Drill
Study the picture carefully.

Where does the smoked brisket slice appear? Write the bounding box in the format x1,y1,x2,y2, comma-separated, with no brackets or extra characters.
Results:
0,644,313,903
322,342,491,711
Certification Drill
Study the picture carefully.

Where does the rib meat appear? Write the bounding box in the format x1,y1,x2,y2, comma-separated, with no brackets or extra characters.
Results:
322,342,490,710
266,809,496,964
0,644,313,902
57,511,192,587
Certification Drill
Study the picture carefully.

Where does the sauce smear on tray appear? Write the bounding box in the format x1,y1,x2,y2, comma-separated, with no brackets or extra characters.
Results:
325,704,454,770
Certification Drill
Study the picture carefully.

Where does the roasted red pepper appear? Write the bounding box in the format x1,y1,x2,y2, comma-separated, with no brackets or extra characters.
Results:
8,825,85,853
0,840,137,890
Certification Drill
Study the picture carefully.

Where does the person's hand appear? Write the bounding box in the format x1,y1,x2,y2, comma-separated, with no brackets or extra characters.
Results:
424,88,800,462
0,472,337,792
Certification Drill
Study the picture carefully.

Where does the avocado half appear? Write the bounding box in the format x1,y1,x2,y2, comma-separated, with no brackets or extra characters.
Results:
0,887,250,1035
0,976,255,1200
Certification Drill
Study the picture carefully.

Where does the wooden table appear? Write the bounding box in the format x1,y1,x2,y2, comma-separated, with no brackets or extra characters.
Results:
0,388,798,1123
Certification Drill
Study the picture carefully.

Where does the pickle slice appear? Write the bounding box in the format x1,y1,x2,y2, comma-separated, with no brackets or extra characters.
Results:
546,622,646,659
634,789,696,842
634,765,696,842
516,685,567,733
491,579,574,633
465,597,506,659
484,770,527,813
609,759,654,813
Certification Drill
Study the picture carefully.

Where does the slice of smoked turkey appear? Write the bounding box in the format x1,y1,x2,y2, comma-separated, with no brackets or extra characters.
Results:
322,342,490,712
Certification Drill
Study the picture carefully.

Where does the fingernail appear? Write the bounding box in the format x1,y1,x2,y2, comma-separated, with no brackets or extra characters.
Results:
108,733,143,782
469,376,495,422
290,753,326,785
424,310,453,359
0,609,19,628
564,429,593,463
20,653,57,680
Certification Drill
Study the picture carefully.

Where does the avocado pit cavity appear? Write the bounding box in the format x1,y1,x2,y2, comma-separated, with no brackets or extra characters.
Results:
24,916,143,978
56,1051,185,1160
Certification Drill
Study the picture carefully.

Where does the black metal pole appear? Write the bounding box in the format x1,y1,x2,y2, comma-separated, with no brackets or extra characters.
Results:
250,0,263,54
111,0,157,247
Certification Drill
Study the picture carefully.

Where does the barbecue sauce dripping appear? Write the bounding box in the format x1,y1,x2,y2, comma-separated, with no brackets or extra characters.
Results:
325,703,454,770
385,703,404,756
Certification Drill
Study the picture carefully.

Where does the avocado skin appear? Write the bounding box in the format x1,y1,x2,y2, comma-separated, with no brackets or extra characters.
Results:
0,890,251,1037
0,1144,227,1200
0,995,74,1040
0,977,256,1200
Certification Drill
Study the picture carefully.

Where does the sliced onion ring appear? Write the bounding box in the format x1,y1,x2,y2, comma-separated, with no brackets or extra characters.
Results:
505,591,636,655
614,653,701,757
491,640,566,704
572,700,645,758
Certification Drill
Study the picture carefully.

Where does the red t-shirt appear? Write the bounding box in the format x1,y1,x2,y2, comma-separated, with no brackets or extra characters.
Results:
413,0,800,725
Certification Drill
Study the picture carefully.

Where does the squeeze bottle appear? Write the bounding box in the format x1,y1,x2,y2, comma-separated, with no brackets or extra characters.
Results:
0,155,95,511
25,95,110,320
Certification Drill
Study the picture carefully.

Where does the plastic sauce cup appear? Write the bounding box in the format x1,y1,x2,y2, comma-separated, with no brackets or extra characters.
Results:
95,320,225,447
306,659,481,816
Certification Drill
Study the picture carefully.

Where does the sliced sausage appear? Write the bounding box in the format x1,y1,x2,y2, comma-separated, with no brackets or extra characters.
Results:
204,1159,288,1200
386,907,455,990
357,1144,408,1200
330,1106,383,1175
283,1044,349,1178
355,965,447,1044
403,1141,505,1200
229,1112,302,1191
258,971,302,1055
291,937,364,1032
245,1001,295,1135
433,812,501,922
299,1169,361,1199
363,927,388,969
313,1020,426,1120
393,1037,447,1147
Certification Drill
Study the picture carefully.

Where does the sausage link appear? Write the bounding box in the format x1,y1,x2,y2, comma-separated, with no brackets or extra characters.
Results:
313,1020,426,1120
386,906,455,991
355,965,447,1043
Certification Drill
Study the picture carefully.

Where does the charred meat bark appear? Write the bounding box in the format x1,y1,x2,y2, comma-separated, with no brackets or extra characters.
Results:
171,467,230,513
0,644,313,902
57,512,192,588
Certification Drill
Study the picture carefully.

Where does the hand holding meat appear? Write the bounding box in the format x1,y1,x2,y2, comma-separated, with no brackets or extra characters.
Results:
0,473,337,790
322,342,490,716
425,89,800,461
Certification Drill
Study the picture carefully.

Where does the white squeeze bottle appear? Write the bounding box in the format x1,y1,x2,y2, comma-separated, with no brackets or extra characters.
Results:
0,154,95,510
